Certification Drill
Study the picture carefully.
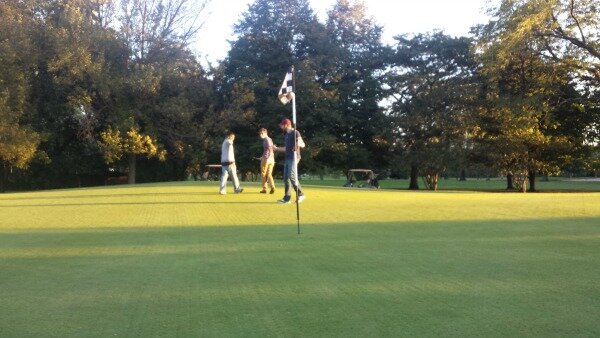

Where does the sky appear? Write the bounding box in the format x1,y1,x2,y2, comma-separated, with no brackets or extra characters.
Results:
192,0,491,66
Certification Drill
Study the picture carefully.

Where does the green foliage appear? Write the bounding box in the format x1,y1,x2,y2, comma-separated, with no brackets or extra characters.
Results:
99,127,166,164
215,0,391,175
0,95,41,169
0,3,44,190
473,0,595,191
387,33,477,190
1,0,598,190
480,0,600,88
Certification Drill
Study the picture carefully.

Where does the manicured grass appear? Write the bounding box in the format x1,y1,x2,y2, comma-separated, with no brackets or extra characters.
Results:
1,182,599,337
302,177,600,191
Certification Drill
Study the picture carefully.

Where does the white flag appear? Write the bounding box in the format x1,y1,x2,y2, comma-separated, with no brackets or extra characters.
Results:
278,71,294,104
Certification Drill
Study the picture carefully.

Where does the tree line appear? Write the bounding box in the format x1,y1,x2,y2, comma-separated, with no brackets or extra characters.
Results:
1,0,598,192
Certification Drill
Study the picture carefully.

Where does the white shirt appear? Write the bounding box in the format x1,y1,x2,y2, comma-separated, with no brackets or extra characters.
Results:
220,138,235,163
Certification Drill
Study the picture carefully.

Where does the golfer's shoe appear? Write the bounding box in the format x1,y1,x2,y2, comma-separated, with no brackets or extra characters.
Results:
277,198,291,204
297,195,306,203
269,188,276,194
234,188,244,194
259,189,267,194
219,191,226,195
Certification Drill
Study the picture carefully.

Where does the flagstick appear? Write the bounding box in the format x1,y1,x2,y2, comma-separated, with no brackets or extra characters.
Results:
291,66,301,235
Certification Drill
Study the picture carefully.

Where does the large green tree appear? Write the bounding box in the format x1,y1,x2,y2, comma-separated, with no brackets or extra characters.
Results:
217,0,333,175
386,33,477,190
474,0,595,191
217,0,390,177
105,0,212,183
323,0,391,171
485,0,600,88
0,0,214,189
0,1,47,191
17,0,121,188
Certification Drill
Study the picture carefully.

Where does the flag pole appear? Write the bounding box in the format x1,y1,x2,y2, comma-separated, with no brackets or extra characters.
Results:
291,66,301,235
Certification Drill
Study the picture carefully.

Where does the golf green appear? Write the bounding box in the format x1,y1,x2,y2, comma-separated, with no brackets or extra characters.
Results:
1,182,599,337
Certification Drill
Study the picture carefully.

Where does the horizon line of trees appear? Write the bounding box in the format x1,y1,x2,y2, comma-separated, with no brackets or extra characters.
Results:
1,0,599,192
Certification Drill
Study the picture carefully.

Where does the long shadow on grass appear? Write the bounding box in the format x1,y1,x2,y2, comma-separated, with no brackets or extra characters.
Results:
1,218,599,337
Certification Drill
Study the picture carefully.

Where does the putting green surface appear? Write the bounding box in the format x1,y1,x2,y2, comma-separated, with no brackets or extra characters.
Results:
1,182,599,337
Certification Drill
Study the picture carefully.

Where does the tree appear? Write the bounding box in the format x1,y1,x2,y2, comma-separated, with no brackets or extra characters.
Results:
118,0,209,61
0,94,42,192
0,0,44,191
217,0,391,177
386,33,477,190
99,126,166,183
217,0,335,175
474,1,590,192
483,0,600,89
113,0,212,183
324,0,391,171
9,0,125,189
0,0,215,189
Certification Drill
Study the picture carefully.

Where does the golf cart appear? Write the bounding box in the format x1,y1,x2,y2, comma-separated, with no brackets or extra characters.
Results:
343,169,380,189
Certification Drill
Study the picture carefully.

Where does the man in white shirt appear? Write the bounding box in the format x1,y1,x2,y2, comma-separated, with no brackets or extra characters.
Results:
219,132,243,195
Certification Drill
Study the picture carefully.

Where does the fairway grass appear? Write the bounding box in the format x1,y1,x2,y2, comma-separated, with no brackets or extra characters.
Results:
1,182,599,337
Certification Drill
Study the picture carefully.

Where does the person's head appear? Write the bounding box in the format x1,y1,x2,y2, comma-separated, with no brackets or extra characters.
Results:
226,132,235,141
279,118,292,132
259,128,268,139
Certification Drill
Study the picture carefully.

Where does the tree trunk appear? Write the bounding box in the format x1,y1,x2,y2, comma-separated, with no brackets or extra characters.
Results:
514,172,527,193
128,153,136,184
409,165,419,190
506,172,514,190
528,169,536,192
0,161,7,193
459,169,466,181
425,173,439,191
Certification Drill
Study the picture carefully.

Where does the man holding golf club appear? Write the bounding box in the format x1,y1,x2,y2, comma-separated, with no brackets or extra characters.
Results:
219,132,243,195
258,128,276,194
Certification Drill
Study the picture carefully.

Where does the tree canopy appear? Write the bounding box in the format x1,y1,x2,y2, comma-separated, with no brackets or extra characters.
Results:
0,0,598,192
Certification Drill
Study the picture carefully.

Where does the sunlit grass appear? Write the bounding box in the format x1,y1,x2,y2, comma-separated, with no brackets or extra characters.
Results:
1,181,599,336
1,181,599,230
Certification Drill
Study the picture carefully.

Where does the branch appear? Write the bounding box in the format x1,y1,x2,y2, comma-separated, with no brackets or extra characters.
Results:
548,11,600,60
569,0,587,45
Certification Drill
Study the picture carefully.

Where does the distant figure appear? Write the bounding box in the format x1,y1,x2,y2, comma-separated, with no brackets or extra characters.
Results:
219,132,243,195
259,128,276,194
274,118,305,204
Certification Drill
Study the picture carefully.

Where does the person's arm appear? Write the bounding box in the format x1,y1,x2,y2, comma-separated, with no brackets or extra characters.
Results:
296,131,305,148
273,138,285,152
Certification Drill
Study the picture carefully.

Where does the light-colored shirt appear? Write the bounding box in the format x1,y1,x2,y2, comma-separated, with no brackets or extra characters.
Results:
262,136,274,163
221,138,235,163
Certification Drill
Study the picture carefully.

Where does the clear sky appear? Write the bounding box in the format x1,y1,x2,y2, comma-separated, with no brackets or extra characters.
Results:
193,0,491,66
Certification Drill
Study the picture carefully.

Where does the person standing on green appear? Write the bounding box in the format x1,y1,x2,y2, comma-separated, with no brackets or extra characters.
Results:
219,132,243,195
259,128,276,194
274,118,305,204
